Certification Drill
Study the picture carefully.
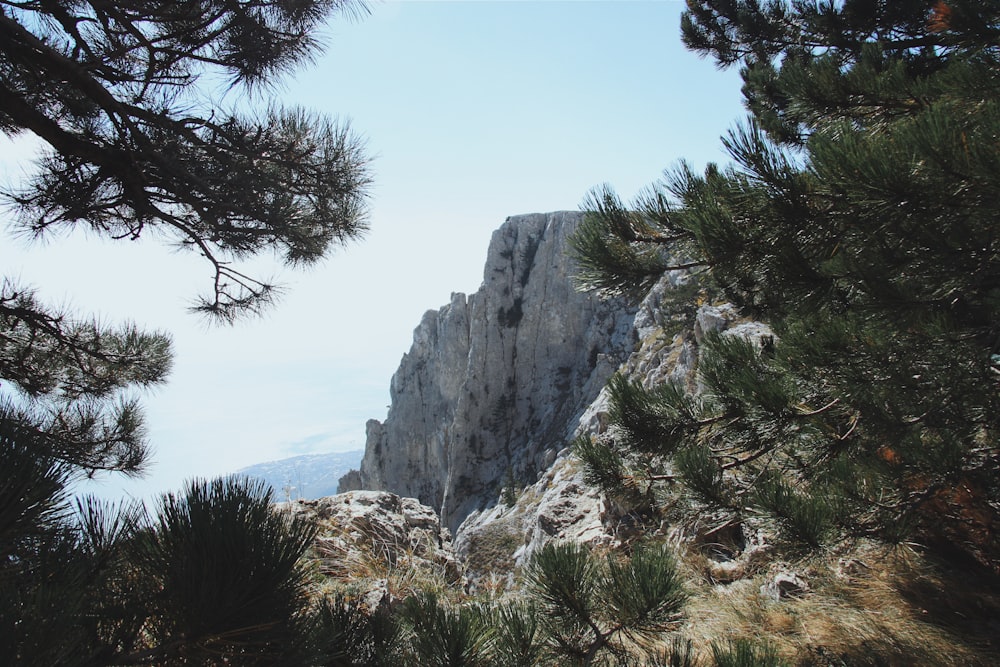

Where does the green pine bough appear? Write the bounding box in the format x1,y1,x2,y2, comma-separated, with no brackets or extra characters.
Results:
571,0,1000,569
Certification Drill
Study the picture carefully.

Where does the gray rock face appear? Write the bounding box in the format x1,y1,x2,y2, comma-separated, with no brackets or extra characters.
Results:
337,468,362,493
453,276,777,581
289,491,462,602
337,211,775,578
353,212,637,531
454,454,611,588
289,491,455,564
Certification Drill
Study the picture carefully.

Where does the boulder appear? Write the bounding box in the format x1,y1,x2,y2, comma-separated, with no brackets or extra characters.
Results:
761,570,810,600
289,491,462,589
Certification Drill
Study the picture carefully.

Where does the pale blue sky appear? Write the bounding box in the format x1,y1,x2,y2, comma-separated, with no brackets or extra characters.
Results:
1,0,744,502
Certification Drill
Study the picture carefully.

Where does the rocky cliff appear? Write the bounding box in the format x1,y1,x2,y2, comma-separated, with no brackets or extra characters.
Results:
454,276,772,584
341,211,757,579
344,212,638,531
324,212,1000,664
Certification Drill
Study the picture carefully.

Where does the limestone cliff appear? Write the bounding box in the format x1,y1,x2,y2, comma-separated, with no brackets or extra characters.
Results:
319,214,1000,665
454,280,772,585
348,212,637,531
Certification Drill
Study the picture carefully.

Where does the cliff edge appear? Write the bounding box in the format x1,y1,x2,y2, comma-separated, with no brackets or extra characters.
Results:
343,212,637,531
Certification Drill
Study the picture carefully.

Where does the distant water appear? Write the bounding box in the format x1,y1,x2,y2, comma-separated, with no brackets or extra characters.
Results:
234,450,364,501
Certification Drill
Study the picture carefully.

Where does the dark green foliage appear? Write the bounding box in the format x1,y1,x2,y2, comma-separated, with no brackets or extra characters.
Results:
572,1,1000,566
1,0,372,320
618,637,702,667
674,444,729,508
604,543,688,641
570,187,708,299
0,414,71,552
0,535,102,667
650,637,699,667
608,374,702,456
526,542,602,634
490,601,544,667
0,412,111,667
573,434,635,500
682,1,1000,144
400,593,491,667
525,541,686,665
753,473,832,548
314,593,404,667
133,477,319,664
0,458,321,665
697,334,786,418
710,638,787,667
501,465,519,507
0,0,372,492
0,281,170,476
1,2,373,662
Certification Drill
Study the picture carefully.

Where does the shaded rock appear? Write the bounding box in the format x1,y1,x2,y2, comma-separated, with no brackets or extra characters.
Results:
694,303,739,343
761,570,810,600
528,458,608,547
361,578,391,614
337,469,362,493
723,321,776,349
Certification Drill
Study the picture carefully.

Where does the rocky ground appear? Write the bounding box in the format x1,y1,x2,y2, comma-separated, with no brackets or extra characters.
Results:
310,212,1000,664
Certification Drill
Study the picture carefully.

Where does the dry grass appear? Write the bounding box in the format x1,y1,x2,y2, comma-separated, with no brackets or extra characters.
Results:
462,516,524,581
306,518,455,604
294,493,1000,665
671,540,1000,666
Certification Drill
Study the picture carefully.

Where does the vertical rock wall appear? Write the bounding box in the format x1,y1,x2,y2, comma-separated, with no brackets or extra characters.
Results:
353,212,638,531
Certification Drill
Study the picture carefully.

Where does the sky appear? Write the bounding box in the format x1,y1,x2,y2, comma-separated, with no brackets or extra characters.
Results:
0,0,745,503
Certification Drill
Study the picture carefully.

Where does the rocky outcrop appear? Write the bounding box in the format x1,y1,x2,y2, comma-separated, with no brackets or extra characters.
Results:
337,469,362,493
289,491,461,592
454,454,612,588
341,208,774,567
454,279,773,584
350,212,637,531
300,217,1000,666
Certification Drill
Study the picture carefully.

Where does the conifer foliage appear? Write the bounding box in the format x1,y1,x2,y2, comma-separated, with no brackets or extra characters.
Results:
525,541,687,665
1,0,372,320
0,457,323,665
378,542,687,667
131,477,320,664
572,1,1000,568
1,1,373,663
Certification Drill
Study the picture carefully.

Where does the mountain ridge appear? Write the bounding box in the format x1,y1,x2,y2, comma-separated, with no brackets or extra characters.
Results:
236,450,363,501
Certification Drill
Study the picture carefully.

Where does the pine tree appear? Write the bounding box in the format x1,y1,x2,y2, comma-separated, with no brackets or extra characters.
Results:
524,541,687,665
129,477,319,664
314,592,405,667
1,0,372,320
572,1,1000,568
1,0,372,480
1,1,373,662
0,460,324,664
399,592,494,667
